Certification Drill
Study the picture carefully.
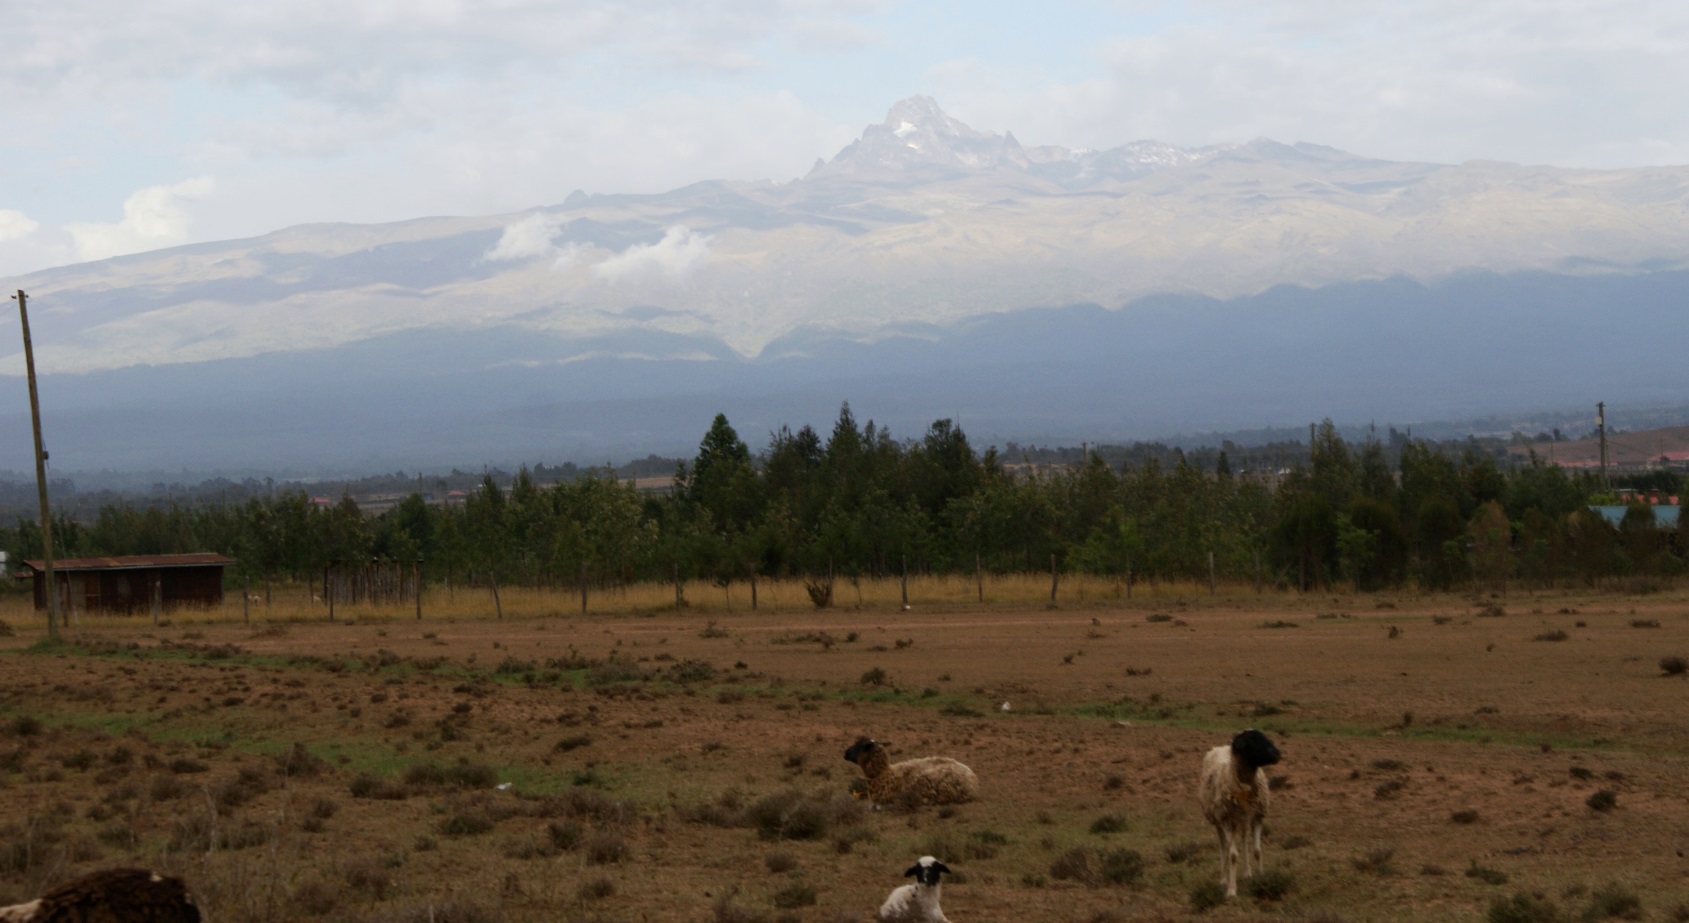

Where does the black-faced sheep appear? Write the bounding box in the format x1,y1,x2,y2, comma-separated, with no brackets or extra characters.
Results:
1198,728,1281,898
844,737,978,807
0,868,201,922
876,855,952,923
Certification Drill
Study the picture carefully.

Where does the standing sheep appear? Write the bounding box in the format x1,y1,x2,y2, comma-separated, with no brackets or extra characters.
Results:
0,868,201,922
876,856,952,923
844,737,978,807
1198,728,1281,898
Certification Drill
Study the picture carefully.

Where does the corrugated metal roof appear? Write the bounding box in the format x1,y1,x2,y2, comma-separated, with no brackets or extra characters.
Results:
18,553,236,573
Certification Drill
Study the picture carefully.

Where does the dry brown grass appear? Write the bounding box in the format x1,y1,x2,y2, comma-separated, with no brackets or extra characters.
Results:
0,584,1686,921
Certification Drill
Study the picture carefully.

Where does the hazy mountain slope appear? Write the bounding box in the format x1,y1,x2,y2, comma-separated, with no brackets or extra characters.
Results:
6,97,1689,378
3,269,1684,472
2,97,1687,473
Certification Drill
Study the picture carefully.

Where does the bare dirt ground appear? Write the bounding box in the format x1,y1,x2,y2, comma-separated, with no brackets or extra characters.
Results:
1,588,1687,922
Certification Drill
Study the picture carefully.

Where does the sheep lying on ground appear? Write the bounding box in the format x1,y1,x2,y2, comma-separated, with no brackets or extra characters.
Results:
876,856,952,923
1198,728,1281,898
0,868,201,922
844,737,978,806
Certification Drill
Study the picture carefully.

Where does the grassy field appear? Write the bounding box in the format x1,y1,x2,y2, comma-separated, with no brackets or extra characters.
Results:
1,581,1686,922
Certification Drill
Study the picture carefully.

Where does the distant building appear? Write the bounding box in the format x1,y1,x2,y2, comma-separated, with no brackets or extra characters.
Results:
13,553,235,616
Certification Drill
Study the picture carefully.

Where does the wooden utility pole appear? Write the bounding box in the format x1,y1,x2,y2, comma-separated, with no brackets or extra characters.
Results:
1594,400,1607,486
14,291,59,641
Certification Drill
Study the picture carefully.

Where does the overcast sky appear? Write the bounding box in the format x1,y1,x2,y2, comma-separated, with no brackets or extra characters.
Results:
2,0,1686,279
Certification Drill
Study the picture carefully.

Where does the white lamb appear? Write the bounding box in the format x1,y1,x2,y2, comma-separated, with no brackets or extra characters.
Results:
876,856,952,923
1198,728,1281,898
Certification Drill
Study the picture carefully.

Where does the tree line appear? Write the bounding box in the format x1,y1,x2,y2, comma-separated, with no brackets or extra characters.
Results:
3,406,1684,601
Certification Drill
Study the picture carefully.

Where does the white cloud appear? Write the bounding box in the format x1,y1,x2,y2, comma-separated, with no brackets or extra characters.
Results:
484,213,563,263
64,177,215,263
482,212,582,270
593,226,711,283
937,0,1689,168
0,210,39,242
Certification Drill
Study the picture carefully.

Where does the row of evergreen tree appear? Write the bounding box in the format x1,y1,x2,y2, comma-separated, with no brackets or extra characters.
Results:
2,406,1683,597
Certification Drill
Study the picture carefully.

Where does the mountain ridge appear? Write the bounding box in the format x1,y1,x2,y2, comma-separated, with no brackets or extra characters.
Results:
2,97,1687,472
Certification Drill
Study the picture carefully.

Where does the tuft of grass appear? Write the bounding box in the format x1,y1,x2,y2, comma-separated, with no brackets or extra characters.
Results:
1189,881,1226,913
547,821,583,851
554,734,593,753
349,773,409,800
1586,789,1619,812
1243,869,1294,901
577,876,616,901
1089,812,1128,834
585,832,630,864
1048,846,1142,887
859,667,888,686
1488,892,1563,923
1661,656,1688,676
1164,841,1205,864
770,883,817,909
1352,846,1396,876
438,811,495,837
1583,883,1644,920
1451,809,1480,825
1533,630,1569,642
1466,861,1509,885
744,790,859,842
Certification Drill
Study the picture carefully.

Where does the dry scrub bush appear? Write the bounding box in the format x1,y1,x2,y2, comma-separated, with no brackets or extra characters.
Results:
577,875,616,901
1352,846,1396,876
1488,892,1563,923
1049,846,1145,887
368,898,500,923
1587,790,1619,812
745,789,863,842
1243,869,1294,901
1466,862,1509,885
584,831,630,864
349,773,410,800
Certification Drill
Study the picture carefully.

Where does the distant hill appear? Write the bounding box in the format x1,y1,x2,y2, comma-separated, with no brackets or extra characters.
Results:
3,97,1688,474
1507,426,1689,471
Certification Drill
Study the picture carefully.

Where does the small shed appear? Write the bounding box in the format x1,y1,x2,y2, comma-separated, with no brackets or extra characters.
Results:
15,553,236,616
